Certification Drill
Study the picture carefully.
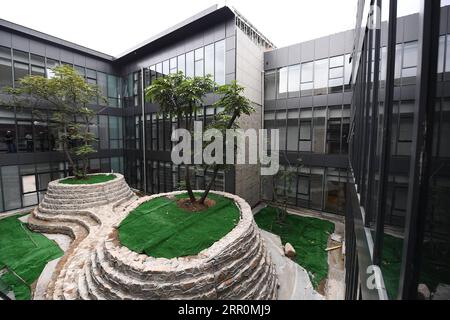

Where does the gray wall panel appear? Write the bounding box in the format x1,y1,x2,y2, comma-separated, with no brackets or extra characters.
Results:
0,30,12,47
11,33,29,51
29,39,45,56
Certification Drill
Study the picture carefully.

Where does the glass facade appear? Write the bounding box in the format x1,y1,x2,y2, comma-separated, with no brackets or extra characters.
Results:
263,43,352,215
346,0,450,301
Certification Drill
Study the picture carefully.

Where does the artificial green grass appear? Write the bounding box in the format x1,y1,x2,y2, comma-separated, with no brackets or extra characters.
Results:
118,193,240,259
0,215,64,300
254,207,334,289
380,234,450,300
59,174,117,185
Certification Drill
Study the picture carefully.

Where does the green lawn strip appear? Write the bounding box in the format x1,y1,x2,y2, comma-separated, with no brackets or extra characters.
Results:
0,215,64,300
59,174,117,185
119,193,240,259
380,234,450,300
254,206,334,289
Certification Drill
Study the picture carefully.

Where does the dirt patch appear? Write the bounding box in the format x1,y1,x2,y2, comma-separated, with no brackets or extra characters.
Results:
176,198,216,212
317,278,327,296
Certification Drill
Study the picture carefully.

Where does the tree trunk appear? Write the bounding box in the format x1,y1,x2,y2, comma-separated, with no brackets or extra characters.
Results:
184,109,196,203
185,164,197,203
199,111,240,204
198,166,219,204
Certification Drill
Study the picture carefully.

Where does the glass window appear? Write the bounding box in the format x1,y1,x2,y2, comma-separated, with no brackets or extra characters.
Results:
13,61,29,85
186,51,194,78
276,111,287,150
314,59,328,95
0,46,12,88
438,36,445,75
156,63,163,78
22,174,38,207
99,115,109,150
278,67,288,98
264,70,277,100
287,110,299,151
204,44,214,78
1,165,21,210
301,62,313,96
313,108,326,153
288,64,300,97
299,119,312,152
330,55,344,68
177,54,185,75
330,67,344,79
310,168,324,210
96,72,107,105
107,75,120,107
170,57,177,74
344,54,352,91
215,40,225,85
195,47,204,77
163,60,170,75
74,65,85,77
109,116,123,149
30,54,45,76
86,68,96,80
46,58,59,79
403,41,418,69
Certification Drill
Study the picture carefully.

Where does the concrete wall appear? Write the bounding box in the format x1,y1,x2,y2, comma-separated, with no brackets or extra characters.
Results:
234,28,266,207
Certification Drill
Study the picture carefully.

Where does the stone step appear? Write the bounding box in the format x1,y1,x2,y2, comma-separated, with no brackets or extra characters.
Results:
77,266,91,300
34,209,98,232
89,248,137,300
40,199,109,210
83,258,107,300
36,207,101,226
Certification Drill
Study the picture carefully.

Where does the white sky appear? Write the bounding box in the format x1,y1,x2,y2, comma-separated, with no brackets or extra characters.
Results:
1,0,424,57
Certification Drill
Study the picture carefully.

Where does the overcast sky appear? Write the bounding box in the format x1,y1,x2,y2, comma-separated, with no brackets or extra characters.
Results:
1,0,423,57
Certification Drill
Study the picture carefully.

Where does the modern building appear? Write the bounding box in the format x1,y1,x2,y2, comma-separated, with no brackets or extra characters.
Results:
0,1,449,300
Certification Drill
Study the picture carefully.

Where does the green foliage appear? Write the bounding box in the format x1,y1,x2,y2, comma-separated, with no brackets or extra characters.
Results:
118,193,240,259
1,65,106,179
255,206,334,289
59,174,116,185
145,73,256,204
0,215,64,300
145,72,214,120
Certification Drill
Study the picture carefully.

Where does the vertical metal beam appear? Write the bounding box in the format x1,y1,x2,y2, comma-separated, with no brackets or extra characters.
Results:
398,0,440,300
373,0,397,266
140,68,147,193
361,24,374,207
365,0,382,226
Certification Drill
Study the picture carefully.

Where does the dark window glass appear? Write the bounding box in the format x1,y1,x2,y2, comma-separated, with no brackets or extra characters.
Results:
264,70,277,100
0,46,12,87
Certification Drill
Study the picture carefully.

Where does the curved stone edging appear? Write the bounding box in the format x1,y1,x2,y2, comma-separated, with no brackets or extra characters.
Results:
28,182,278,300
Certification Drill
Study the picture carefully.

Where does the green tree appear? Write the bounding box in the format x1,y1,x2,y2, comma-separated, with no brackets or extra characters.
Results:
198,81,254,204
145,72,215,203
145,72,255,206
1,65,106,179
